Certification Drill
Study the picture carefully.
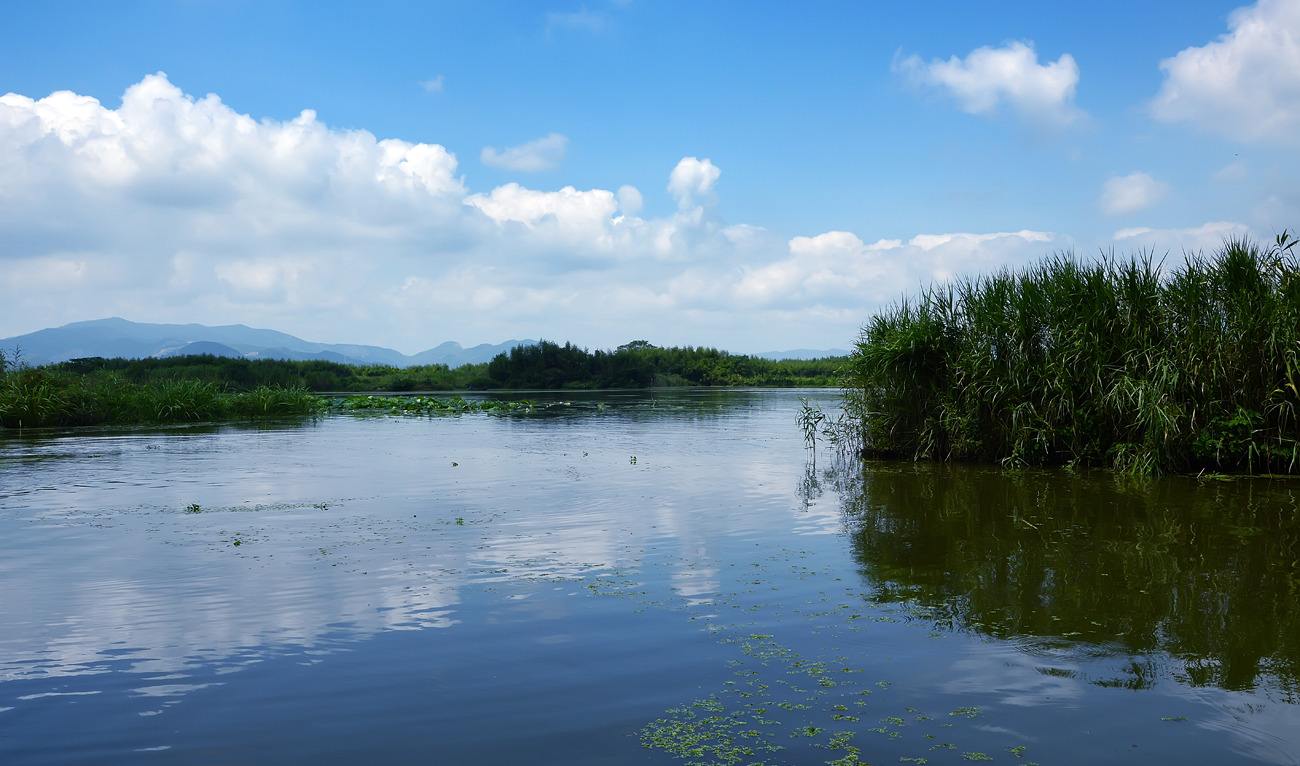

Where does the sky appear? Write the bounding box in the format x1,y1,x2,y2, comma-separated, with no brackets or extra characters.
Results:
1,0,1298,353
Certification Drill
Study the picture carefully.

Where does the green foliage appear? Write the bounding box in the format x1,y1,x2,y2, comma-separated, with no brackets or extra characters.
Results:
0,367,324,428
32,343,843,395
847,234,1300,474
48,354,489,392
484,340,843,389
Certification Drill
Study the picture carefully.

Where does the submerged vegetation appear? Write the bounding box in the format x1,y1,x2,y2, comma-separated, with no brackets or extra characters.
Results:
845,233,1300,475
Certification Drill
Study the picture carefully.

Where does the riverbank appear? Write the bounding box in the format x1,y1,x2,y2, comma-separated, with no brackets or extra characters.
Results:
25,342,845,393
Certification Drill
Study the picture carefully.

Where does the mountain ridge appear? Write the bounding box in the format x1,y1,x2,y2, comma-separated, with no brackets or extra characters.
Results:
0,318,533,368
1,318,849,367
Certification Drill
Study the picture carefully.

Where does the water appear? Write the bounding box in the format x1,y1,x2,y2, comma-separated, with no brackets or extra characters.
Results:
1,389,1297,765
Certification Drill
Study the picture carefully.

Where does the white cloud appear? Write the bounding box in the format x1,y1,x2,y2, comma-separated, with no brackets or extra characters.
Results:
419,75,445,94
1112,221,1251,252
0,73,1081,352
1152,0,1300,142
464,182,621,251
895,41,1081,125
480,132,568,172
616,185,643,216
732,229,1055,308
667,157,721,210
1099,172,1168,215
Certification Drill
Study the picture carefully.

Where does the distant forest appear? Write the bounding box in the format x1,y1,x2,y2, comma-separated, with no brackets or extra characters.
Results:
41,341,845,391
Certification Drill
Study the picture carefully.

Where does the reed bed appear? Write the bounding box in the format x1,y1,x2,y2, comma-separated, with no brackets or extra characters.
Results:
0,368,324,428
845,233,1300,475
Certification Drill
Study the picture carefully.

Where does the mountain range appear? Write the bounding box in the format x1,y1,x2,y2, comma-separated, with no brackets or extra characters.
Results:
0,318,848,367
0,318,533,368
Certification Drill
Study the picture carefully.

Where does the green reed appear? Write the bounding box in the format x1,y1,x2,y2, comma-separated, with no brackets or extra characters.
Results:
0,368,325,428
845,233,1300,474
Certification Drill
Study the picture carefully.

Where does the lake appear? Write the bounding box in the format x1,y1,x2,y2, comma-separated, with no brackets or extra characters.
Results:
1,389,1298,765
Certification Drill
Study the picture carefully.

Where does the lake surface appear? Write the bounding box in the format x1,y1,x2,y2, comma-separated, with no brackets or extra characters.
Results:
1,389,1298,765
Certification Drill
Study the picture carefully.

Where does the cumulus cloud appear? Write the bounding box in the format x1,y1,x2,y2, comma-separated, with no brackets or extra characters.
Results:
1099,172,1168,215
667,157,721,210
616,185,643,216
733,230,1055,309
895,41,1081,125
480,132,568,172
419,75,445,93
0,73,1075,352
1151,0,1300,142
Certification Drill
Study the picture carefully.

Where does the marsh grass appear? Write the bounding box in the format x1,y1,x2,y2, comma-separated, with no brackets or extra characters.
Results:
0,368,325,428
846,233,1300,475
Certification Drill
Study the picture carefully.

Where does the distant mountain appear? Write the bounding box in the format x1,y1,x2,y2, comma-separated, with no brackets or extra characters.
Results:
0,318,532,368
160,341,243,359
755,348,850,360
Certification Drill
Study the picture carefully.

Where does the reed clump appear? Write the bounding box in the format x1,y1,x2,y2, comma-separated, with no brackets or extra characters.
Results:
846,233,1300,475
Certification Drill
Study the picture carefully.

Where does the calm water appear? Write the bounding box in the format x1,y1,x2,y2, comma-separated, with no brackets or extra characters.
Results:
1,389,1298,765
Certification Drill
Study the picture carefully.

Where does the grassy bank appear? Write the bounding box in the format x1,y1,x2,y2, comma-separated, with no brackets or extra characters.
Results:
0,366,324,428
0,363,553,429
845,233,1300,475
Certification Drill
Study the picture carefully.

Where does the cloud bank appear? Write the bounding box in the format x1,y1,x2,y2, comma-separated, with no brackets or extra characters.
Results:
0,73,1229,352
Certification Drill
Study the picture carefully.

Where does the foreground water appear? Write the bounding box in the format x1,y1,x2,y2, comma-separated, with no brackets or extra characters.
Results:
1,389,1298,765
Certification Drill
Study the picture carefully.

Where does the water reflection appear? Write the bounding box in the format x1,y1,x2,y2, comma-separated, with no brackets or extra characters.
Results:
835,460,1300,698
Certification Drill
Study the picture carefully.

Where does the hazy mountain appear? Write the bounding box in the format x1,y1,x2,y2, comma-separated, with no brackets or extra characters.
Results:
159,341,243,359
755,348,850,360
0,318,532,368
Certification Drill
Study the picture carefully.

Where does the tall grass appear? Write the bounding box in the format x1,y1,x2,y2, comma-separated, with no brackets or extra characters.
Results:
0,367,324,429
845,233,1300,475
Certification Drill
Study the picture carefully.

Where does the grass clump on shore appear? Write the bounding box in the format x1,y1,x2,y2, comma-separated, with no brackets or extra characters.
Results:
845,233,1300,475
0,363,324,429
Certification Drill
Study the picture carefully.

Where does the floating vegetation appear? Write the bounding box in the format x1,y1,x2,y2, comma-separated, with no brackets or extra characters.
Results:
621,575,1018,766
640,697,784,765
332,394,539,416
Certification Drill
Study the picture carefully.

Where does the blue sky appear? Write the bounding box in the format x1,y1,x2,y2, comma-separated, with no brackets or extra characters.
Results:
2,1,1297,352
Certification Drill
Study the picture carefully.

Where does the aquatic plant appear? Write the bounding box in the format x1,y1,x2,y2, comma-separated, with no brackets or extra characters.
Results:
333,394,536,416
846,233,1300,474
796,398,826,452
